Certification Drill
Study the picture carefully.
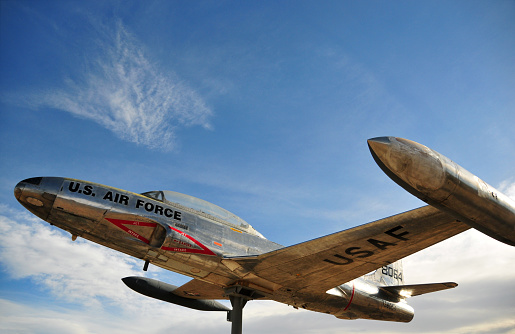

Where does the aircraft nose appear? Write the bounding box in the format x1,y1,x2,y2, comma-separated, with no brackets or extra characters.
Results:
14,177,41,200
14,177,63,221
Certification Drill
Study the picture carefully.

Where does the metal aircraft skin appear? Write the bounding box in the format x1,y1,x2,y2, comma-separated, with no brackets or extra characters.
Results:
13,137,515,332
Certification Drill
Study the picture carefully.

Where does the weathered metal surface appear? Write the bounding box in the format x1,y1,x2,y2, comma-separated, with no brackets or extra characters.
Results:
368,136,515,246
122,276,230,311
14,176,467,323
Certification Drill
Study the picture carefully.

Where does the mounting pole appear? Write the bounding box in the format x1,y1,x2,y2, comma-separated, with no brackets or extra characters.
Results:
225,285,264,334
228,295,247,334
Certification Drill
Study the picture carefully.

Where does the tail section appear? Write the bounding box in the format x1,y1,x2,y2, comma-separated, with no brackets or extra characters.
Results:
364,260,458,301
365,260,404,286
380,260,404,286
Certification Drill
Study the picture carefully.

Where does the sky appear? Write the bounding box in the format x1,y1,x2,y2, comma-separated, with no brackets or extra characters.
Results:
0,0,514,333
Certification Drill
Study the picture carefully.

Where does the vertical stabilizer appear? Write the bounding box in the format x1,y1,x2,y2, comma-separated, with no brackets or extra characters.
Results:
366,260,404,286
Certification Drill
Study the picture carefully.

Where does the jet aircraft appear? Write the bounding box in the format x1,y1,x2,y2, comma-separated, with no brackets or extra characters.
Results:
14,137,515,334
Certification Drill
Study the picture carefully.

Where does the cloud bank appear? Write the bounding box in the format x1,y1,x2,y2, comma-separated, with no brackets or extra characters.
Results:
26,20,212,151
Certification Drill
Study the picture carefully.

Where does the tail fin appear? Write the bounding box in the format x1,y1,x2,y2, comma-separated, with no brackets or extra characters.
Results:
365,260,405,286
365,261,458,301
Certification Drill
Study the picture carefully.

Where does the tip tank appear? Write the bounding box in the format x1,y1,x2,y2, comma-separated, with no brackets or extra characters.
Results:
368,136,515,246
122,276,230,311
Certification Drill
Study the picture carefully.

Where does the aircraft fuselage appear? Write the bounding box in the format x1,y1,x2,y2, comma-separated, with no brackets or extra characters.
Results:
14,176,414,322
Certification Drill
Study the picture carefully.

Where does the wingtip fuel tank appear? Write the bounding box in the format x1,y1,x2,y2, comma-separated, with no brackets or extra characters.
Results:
368,136,515,246
122,276,230,312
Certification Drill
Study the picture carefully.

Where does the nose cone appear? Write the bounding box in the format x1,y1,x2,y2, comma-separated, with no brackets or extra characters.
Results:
368,137,413,179
122,276,148,291
367,137,394,169
14,177,63,221
368,137,447,197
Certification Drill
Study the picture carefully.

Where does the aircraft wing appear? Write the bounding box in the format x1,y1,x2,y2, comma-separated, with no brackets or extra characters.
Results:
173,278,229,300
228,205,469,294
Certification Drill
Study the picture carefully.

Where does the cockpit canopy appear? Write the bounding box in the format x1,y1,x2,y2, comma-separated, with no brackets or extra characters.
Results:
141,190,265,238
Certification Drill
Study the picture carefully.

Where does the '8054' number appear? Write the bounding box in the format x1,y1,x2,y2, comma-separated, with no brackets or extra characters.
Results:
382,266,403,281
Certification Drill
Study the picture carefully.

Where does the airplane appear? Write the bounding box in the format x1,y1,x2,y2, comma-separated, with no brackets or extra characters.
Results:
13,137,515,334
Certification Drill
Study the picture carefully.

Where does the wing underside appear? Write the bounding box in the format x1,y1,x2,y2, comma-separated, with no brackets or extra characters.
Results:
225,205,469,294
173,278,229,300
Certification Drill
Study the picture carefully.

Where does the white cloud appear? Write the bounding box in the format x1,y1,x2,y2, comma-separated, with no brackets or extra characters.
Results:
21,20,212,151
0,205,141,308
0,297,229,334
499,178,515,199
404,229,515,284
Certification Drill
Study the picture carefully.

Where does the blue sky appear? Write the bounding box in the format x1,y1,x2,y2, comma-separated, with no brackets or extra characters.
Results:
1,1,514,333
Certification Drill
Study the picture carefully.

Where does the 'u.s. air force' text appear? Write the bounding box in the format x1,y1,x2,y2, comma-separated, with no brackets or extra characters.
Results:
67,181,182,220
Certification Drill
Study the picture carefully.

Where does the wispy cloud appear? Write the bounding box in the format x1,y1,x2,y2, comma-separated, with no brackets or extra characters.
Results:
0,205,141,308
22,20,212,151
499,178,515,199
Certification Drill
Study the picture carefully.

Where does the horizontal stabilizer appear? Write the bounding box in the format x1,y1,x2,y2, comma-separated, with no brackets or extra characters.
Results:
379,282,457,300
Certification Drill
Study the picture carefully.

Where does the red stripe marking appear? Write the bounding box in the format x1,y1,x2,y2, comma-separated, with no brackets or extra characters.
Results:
161,227,216,256
106,218,157,244
343,284,355,311
105,219,216,256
